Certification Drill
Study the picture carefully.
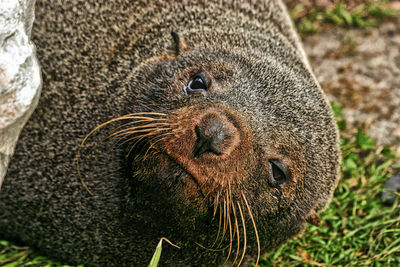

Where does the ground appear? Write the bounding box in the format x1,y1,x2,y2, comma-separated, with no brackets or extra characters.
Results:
286,0,400,152
304,14,400,154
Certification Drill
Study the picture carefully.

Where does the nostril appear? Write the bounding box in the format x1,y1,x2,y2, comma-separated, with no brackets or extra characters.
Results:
193,125,222,158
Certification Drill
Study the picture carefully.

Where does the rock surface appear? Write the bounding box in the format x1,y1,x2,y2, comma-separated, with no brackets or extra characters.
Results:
0,0,41,188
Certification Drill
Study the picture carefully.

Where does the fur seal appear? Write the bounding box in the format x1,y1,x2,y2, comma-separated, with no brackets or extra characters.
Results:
0,0,340,266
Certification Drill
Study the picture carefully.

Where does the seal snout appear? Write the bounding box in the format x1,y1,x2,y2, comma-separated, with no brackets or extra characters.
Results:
192,110,239,158
162,106,252,199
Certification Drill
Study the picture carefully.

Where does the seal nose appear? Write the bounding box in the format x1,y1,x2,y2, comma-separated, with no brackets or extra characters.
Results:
193,124,222,157
193,116,236,158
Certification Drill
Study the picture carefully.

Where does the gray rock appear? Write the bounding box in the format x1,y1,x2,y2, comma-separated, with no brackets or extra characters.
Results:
0,0,41,189
382,174,400,206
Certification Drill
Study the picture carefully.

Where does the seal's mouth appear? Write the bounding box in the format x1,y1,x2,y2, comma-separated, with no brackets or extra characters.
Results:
166,153,208,201
165,153,262,267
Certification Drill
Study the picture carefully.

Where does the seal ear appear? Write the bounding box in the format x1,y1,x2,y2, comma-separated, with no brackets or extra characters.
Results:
171,31,189,56
306,211,321,226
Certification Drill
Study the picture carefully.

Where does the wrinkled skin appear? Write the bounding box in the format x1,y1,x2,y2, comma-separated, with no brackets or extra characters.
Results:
0,1,340,266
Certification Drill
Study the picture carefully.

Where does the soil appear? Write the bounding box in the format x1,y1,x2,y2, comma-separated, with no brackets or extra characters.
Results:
298,8,400,154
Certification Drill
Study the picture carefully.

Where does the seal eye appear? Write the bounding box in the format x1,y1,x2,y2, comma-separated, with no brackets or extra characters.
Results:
268,159,290,186
190,77,206,90
186,72,210,94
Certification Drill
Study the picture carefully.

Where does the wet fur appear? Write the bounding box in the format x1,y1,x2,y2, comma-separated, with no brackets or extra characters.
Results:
0,1,340,266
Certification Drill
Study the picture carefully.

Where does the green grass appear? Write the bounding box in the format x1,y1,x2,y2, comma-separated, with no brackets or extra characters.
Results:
0,240,79,267
1,103,399,266
291,0,400,36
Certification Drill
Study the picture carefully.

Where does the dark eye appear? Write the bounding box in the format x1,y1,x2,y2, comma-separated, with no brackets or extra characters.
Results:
268,159,290,186
190,77,206,90
185,72,210,94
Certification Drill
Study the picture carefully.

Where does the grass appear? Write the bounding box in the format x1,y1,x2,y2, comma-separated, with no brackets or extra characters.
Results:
1,104,399,266
290,0,400,36
0,240,79,267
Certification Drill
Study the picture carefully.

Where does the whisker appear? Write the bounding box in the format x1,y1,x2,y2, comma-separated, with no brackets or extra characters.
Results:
75,112,171,194
241,192,260,267
107,123,172,139
75,161,94,195
111,128,171,139
231,201,240,266
130,136,157,160
213,191,220,218
142,135,171,160
222,189,233,266
95,123,168,148
222,197,228,244
120,134,149,155
117,132,155,151
108,119,171,134
105,129,167,148
237,202,247,267
121,112,168,117
116,131,169,151
83,115,168,145
227,182,235,243
211,201,223,248
147,134,171,146
223,209,233,266
220,194,228,247
122,131,173,146
128,130,172,162
119,116,168,121
195,197,229,252
76,116,144,194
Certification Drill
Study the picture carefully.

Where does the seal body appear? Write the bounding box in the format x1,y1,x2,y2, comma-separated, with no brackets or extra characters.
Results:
0,1,340,266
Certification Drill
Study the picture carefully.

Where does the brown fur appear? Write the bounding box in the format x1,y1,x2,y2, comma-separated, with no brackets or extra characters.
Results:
0,1,340,266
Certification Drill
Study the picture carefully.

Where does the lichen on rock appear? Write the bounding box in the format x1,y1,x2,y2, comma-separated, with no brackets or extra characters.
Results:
0,0,41,188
